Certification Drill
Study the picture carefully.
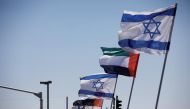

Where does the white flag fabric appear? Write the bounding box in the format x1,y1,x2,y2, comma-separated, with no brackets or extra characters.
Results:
118,4,177,55
78,73,117,99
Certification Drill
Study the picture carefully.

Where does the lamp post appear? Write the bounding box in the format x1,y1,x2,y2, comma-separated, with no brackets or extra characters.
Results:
40,81,52,109
0,85,43,109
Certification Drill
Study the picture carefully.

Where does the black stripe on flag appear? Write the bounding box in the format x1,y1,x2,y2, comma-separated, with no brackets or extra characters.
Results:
101,65,131,76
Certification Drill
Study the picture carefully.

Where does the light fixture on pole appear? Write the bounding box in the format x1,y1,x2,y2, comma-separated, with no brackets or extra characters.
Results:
0,85,43,109
40,81,52,109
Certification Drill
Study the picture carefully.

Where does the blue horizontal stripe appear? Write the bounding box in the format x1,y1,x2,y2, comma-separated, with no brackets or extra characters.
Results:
78,89,113,98
118,39,170,50
80,74,117,80
121,7,176,22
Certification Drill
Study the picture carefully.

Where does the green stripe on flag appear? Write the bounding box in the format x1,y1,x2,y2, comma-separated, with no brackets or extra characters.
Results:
101,47,130,56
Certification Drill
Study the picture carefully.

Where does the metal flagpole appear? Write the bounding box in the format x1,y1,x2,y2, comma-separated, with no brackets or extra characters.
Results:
127,77,135,109
110,74,118,109
155,3,177,109
66,96,68,109
101,99,104,109
127,52,140,109
112,97,115,109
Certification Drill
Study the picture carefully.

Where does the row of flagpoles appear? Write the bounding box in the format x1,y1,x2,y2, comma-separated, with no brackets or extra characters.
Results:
71,3,177,109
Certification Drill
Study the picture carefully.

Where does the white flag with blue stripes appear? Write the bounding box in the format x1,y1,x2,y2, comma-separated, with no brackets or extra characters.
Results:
78,73,117,99
118,4,177,55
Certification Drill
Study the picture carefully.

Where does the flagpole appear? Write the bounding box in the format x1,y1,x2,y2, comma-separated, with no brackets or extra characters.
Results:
110,74,118,109
155,3,177,109
127,53,140,109
127,77,135,109
101,99,104,109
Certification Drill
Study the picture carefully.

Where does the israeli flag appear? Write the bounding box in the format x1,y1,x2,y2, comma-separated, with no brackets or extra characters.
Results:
78,73,117,99
118,4,177,55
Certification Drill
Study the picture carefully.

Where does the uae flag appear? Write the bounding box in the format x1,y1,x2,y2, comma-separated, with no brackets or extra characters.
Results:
72,106,101,109
73,99,103,107
99,47,140,77
72,99,103,109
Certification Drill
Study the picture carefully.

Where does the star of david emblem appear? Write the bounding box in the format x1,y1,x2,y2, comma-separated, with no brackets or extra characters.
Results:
143,19,161,39
92,79,104,91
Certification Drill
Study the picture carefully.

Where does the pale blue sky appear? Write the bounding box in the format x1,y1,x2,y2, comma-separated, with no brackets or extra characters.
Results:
0,0,190,109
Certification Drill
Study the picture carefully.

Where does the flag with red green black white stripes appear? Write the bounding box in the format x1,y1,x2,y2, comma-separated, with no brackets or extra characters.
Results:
99,47,140,77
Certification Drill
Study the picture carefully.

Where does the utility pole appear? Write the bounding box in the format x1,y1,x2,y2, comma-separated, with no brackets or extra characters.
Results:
40,81,52,109
0,85,43,109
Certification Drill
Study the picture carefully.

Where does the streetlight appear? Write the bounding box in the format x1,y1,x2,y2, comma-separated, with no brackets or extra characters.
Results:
40,81,52,109
0,85,43,109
